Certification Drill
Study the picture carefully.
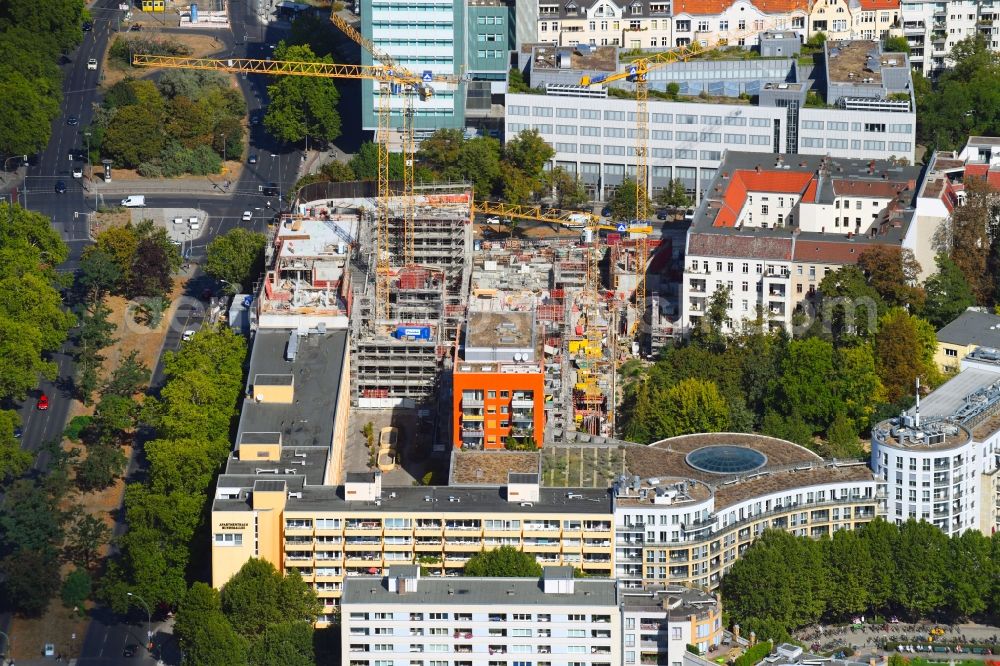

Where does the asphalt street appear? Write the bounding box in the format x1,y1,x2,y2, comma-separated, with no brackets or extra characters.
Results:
0,0,313,662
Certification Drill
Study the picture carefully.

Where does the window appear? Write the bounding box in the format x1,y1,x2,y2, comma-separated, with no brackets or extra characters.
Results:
604,110,626,121
749,135,770,145
672,627,682,639
945,348,958,357
488,391,496,398
556,125,577,135
429,612,449,620
556,108,577,118
697,20,709,30
864,122,886,133
720,20,729,30
214,533,242,546
580,109,600,119
568,614,586,621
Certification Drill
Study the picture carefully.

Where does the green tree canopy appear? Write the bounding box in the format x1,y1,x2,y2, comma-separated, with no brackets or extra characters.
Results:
659,378,730,437
609,177,653,221
221,559,321,636
463,546,543,577
923,253,976,329
654,179,692,210
265,43,341,144
206,229,267,291
175,583,249,666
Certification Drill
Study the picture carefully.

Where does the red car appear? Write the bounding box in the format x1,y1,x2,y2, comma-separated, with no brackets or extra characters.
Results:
37,393,49,410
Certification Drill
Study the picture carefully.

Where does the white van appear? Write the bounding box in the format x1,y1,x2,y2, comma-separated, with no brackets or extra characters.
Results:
189,217,201,231
121,195,145,207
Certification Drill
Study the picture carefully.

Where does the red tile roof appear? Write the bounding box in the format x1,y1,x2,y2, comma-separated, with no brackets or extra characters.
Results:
714,169,815,227
962,163,1000,189
673,0,807,16
831,178,909,198
858,0,899,10
792,239,884,264
688,233,793,260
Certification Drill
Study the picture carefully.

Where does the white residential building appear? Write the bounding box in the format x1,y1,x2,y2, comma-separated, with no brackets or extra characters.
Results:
537,0,675,49
901,0,1000,76
870,348,1000,536
670,0,808,48
680,151,927,334
341,566,622,665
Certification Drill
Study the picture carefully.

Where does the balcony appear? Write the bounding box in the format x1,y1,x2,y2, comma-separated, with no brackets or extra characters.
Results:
462,395,484,407
690,279,707,294
689,299,705,313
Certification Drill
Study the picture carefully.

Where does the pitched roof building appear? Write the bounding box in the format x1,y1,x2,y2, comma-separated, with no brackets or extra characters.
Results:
681,150,925,334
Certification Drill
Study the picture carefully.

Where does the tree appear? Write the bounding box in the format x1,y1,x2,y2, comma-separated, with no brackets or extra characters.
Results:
608,177,652,221
816,265,882,341
0,478,66,555
544,166,589,209
176,583,249,666
945,529,994,618
875,308,939,403
659,378,730,437
75,443,127,491
102,350,150,398
102,104,166,168
207,229,267,291
91,394,140,445
503,129,554,179
923,253,975,328
0,549,61,617
654,179,692,210
265,44,341,144
458,136,502,200
776,337,838,433
66,512,111,569
857,519,898,611
894,520,948,617
856,246,924,311
824,530,873,620
0,409,31,479
349,141,403,181
884,35,910,53
833,343,885,432
824,412,864,458
947,166,997,303
221,559,321,636
61,568,92,610
76,248,122,300
463,546,543,577
251,621,315,666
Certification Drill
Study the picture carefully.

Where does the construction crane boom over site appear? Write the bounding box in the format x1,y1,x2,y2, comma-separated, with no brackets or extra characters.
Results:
580,22,785,325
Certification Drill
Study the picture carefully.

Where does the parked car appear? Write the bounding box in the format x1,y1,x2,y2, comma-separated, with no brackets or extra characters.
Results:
182,330,196,342
601,206,612,217
656,209,669,221
683,208,696,222
37,393,49,410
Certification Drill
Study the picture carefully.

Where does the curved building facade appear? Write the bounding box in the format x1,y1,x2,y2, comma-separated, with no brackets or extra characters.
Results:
870,350,1000,536
612,433,884,590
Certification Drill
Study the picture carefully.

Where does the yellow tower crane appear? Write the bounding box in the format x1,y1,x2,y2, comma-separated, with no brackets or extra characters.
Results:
581,23,786,334
132,53,443,320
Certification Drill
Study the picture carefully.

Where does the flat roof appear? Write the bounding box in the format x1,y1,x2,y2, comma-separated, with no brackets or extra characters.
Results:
530,44,617,72
225,446,329,485
451,450,541,485
936,309,1000,347
712,463,877,509
230,329,347,468
910,366,1000,421
466,311,534,350
620,585,719,619
826,40,886,84
625,433,820,486
342,575,618,607
213,480,613,515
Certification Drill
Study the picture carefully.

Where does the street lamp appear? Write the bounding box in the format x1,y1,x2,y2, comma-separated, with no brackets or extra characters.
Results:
84,131,92,166
126,592,152,652
220,133,226,163
0,155,20,183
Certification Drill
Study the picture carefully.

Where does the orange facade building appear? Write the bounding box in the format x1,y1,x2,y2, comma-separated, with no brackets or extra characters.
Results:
452,311,545,450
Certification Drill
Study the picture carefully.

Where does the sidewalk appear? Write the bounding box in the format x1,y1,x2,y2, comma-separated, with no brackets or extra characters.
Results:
85,173,234,197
